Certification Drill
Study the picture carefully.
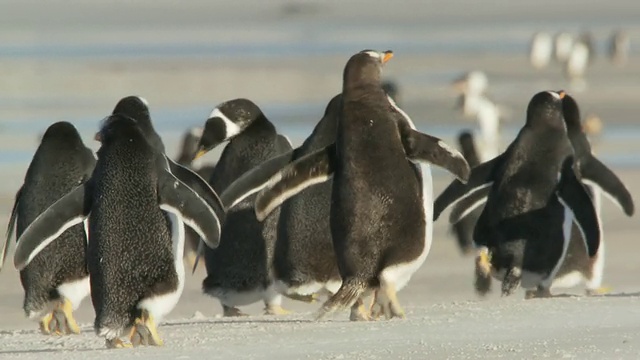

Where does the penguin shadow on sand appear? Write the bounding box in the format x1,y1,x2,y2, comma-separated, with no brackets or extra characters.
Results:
437,91,634,300
189,98,303,317
220,49,471,322
173,126,217,271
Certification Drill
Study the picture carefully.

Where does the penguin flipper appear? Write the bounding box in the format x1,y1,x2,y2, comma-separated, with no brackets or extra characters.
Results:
557,157,601,257
433,155,503,221
255,143,336,222
159,160,223,250
0,186,22,272
166,156,226,222
581,156,634,216
449,185,490,223
401,129,470,183
14,184,91,271
219,149,300,209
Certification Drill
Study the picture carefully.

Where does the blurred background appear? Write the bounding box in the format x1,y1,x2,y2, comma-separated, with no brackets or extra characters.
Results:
1,0,639,329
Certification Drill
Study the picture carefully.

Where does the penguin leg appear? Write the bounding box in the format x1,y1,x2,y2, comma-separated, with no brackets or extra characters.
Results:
369,290,383,320
349,297,371,321
524,286,553,299
474,247,493,296
143,311,164,346
129,310,163,347
501,267,521,296
105,338,133,349
58,298,81,334
264,287,292,315
39,311,56,335
378,279,405,319
584,242,611,296
222,305,249,317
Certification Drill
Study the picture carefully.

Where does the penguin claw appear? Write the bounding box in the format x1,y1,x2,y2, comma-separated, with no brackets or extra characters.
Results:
524,287,553,299
223,306,250,317
349,300,372,321
105,338,133,349
264,305,292,316
128,311,163,347
586,286,612,296
39,312,55,335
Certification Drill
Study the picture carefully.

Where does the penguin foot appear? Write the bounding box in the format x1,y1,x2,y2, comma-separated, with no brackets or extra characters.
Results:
223,306,249,317
501,267,521,297
60,298,81,334
284,293,319,303
39,312,57,335
264,305,291,316
524,286,553,299
374,282,406,320
128,310,164,347
474,249,493,296
349,298,371,321
39,299,80,335
105,338,133,349
586,286,612,296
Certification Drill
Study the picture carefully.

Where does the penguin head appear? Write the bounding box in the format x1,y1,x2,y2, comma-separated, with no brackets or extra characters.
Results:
95,95,165,153
457,130,475,149
525,90,566,130
560,93,584,135
342,49,393,92
97,114,147,145
40,121,83,146
193,98,263,160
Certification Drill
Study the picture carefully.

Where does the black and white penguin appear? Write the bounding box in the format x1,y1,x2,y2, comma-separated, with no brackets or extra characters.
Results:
174,126,217,270
191,98,294,316
0,122,95,335
550,94,634,297
529,31,553,69
12,115,224,348
227,50,470,321
433,90,601,298
608,29,630,66
450,131,483,255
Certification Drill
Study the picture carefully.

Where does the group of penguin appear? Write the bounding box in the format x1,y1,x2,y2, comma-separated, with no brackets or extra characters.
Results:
529,29,630,82
0,48,634,350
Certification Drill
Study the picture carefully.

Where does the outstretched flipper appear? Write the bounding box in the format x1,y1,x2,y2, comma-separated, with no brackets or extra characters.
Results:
166,157,225,230
433,155,503,221
219,149,299,209
159,158,223,249
1,187,22,272
255,144,336,222
557,157,601,257
401,129,470,183
580,156,634,216
14,184,91,271
449,185,490,224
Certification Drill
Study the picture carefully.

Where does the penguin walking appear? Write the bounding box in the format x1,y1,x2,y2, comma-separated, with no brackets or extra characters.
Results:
227,50,470,320
175,126,217,270
450,131,483,255
13,115,224,348
433,90,601,298
191,99,294,316
548,94,634,297
0,122,95,335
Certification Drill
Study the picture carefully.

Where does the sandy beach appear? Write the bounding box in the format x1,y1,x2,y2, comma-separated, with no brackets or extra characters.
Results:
1,0,640,358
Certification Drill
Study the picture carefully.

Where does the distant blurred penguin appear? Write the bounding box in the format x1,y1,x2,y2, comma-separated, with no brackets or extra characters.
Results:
452,70,488,96
608,30,630,66
578,31,597,64
529,32,553,69
554,32,575,63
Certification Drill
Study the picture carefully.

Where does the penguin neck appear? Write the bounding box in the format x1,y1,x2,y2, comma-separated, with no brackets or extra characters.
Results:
228,114,275,146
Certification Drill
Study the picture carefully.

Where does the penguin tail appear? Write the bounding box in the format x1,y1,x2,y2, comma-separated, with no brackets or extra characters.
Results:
474,247,493,296
314,278,366,321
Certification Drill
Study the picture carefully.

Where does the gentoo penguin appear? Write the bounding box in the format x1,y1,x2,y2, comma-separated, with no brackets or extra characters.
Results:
191,98,294,316
549,94,634,297
554,32,575,63
529,32,553,69
565,38,590,85
608,29,630,66
174,126,217,270
450,131,483,255
0,122,95,335
231,50,470,320
12,115,224,348
433,90,601,298
451,70,488,96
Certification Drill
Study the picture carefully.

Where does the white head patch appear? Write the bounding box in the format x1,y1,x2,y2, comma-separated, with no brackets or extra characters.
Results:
547,91,561,100
209,108,242,140
136,96,149,106
364,51,382,59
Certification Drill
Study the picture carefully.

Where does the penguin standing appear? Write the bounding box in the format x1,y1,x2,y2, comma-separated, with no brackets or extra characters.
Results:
608,29,630,66
13,115,223,348
549,94,634,297
434,90,601,298
175,126,217,270
529,32,553,69
191,99,294,316
233,50,470,320
554,32,575,64
1,122,95,335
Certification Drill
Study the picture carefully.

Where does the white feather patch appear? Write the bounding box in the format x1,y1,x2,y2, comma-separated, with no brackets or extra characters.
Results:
210,108,241,140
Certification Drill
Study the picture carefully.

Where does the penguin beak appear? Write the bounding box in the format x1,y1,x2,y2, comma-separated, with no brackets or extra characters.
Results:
94,132,102,143
382,51,394,64
193,147,207,161
558,90,566,99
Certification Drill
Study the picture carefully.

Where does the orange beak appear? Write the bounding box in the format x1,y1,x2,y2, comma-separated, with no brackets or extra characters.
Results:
558,90,566,99
382,51,394,64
